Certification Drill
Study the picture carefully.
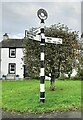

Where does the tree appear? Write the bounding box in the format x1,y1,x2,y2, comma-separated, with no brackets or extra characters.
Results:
77,53,83,80
24,23,79,90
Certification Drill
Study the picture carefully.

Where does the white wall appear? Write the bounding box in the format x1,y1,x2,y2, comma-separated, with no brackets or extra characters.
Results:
16,48,24,78
1,48,24,78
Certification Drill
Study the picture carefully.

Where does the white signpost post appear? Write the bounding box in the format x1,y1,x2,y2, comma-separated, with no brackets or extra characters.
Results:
27,9,62,103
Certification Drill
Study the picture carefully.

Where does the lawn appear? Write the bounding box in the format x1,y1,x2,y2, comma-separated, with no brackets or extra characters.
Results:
1,80,81,113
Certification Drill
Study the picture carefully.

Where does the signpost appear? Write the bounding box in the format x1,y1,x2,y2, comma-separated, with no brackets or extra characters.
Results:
27,34,62,44
27,8,62,103
37,8,48,103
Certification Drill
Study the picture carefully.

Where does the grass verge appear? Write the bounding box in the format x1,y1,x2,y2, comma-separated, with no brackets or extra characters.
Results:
1,80,81,113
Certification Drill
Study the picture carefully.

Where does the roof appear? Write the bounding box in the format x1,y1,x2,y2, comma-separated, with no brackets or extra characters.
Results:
0,38,24,48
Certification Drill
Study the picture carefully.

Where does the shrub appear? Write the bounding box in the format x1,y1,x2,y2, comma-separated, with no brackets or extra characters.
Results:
16,75,19,77
58,73,68,80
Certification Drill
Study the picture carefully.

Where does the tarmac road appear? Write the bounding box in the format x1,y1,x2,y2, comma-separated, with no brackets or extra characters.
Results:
0,109,82,119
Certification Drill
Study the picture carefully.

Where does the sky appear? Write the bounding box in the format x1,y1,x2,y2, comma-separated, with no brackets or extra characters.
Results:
81,1,83,33
0,0,82,41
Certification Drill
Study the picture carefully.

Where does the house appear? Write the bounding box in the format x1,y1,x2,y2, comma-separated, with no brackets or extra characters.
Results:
0,33,28,80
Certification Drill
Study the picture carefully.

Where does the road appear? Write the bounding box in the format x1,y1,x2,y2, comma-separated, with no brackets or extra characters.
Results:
0,109,82,119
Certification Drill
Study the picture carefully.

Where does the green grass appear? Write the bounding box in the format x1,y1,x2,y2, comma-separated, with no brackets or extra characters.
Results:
1,80,81,113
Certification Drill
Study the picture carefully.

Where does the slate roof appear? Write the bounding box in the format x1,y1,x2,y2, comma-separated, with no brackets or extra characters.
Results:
0,38,24,48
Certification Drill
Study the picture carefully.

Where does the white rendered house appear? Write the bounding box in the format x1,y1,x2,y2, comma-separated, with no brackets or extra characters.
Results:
0,33,28,80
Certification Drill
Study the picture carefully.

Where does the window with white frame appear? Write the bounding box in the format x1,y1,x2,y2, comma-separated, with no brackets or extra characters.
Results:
9,48,16,58
9,63,16,74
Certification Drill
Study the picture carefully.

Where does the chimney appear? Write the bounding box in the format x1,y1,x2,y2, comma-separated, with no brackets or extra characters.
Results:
81,33,83,38
3,33,9,40
25,30,27,38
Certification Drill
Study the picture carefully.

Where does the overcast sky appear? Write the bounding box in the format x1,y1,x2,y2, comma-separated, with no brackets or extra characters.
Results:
0,0,82,41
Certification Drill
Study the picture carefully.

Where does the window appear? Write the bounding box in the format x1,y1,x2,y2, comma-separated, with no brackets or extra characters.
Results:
9,63,16,74
9,48,16,58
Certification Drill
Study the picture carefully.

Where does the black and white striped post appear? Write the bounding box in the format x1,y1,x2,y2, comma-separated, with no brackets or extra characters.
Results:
37,9,48,103
40,19,45,103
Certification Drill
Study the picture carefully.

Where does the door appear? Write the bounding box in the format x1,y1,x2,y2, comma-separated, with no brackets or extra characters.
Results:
23,65,28,78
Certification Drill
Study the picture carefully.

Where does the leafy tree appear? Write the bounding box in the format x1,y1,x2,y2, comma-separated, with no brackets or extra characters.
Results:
77,54,83,80
24,23,79,90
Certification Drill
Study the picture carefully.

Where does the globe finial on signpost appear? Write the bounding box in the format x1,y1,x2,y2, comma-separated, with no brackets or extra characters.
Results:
37,8,48,20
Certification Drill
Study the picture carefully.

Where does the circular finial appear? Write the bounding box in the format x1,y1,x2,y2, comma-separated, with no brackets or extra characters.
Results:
37,8,48,20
